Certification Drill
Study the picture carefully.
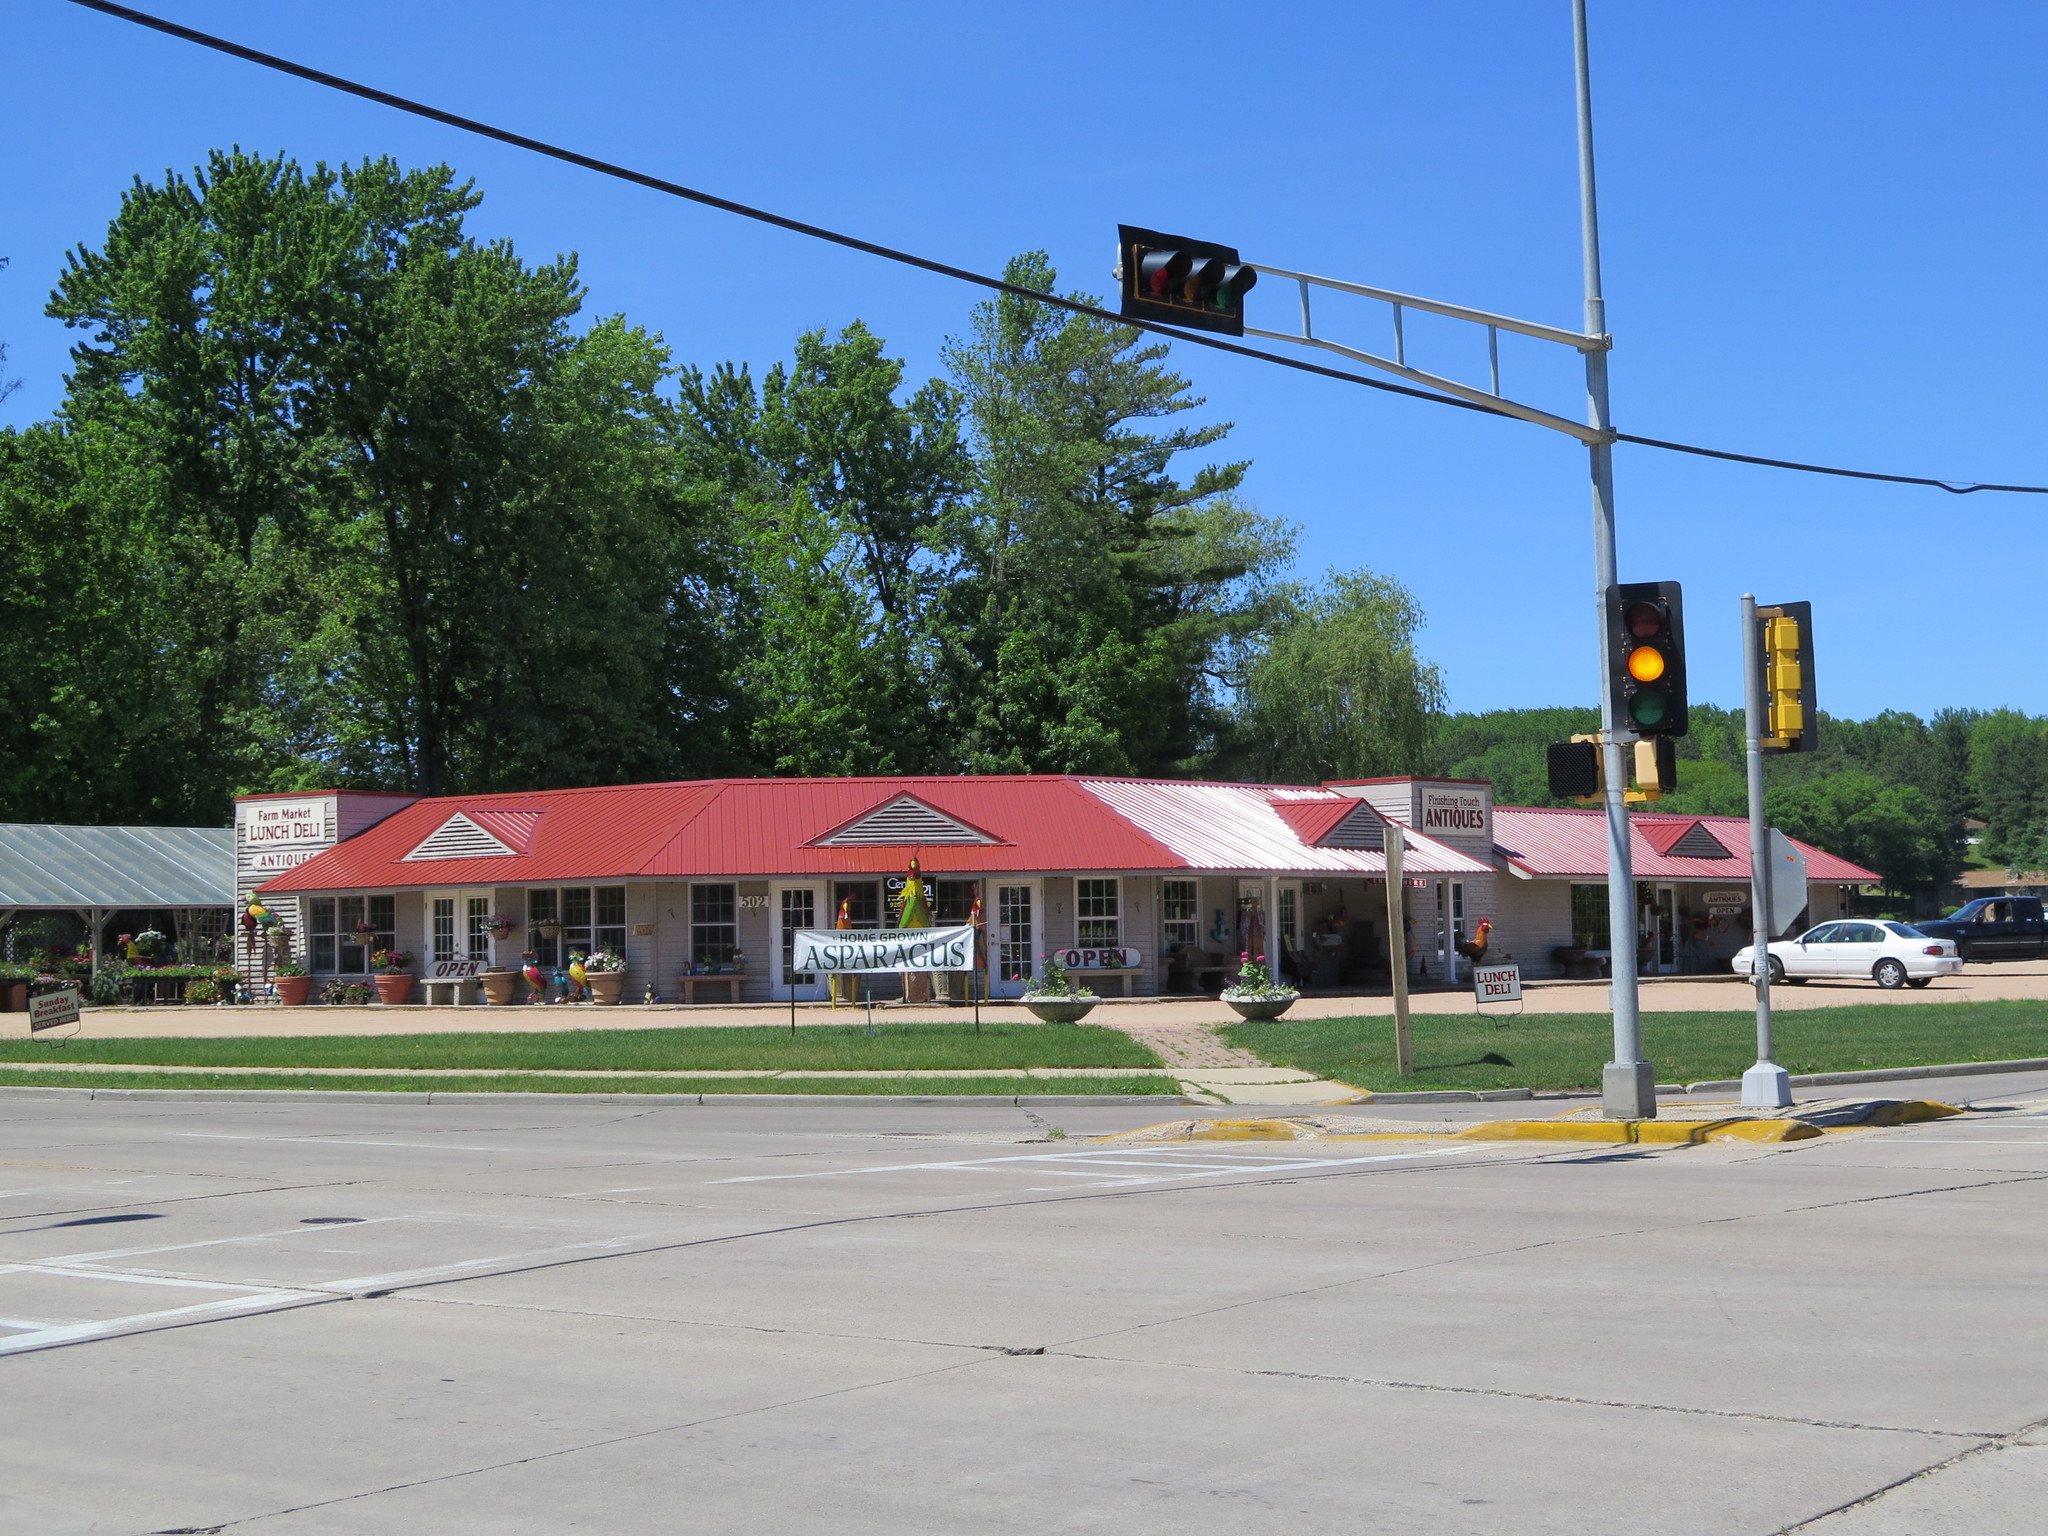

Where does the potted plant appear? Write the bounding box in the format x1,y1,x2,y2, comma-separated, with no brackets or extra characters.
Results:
480,966,521,1006
321,977,376,1005
1022,953,1099,1024
484,914,519,940
370,949,415,1005
533,918,564,940
184,977,221,1006
1221,952,1299,1021
130,929,167,963
274,959,313,1007
582,947,627,1005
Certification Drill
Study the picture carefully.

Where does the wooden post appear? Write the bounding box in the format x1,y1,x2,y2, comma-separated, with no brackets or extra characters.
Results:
1385,825,1413,1075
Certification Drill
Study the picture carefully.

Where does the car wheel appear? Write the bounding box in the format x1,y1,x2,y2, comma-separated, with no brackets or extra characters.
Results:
1906,976,1932,989
1765,956,1787,986
1874,959,1908,989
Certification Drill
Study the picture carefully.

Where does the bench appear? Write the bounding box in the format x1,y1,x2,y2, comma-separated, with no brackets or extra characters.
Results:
1072,967,1147,999
673,976,742,1005
420,978,479,1006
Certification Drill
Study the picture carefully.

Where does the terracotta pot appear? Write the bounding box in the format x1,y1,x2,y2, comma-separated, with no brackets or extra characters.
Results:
586,972,626,1005
276,975,313,1006
1024,997,1097,1024
479,970,520,1006
1225,995,1297,1022
373,973,415,1006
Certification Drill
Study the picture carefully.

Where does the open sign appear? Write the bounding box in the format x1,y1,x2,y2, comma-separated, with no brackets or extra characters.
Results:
1057,947,1142,970
427,960,485,979
1471,963,1521,1003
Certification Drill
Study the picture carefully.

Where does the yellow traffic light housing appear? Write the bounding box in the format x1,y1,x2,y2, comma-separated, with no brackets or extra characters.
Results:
1756,601,1815,753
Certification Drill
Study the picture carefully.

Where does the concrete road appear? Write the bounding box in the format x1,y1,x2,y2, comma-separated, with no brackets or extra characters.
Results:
3,1073,2047,1534
52,957,2048,1038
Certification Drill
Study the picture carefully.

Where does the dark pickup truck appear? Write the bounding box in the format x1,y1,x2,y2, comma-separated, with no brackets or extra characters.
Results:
1911,896,2048,960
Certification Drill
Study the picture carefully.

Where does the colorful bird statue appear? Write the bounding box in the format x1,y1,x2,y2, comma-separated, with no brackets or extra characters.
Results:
830,895,855,1007
521,952,546,1003
568,951,589,1001
899,858,933,1003
247,897,280,929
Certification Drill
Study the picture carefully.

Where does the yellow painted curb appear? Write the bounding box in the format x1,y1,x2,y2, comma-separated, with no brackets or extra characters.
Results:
1859,1100,1962,1124
1453,1118,1821,1145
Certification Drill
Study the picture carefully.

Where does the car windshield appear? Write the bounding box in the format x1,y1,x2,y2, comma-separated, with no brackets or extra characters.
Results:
1882,922,1925,937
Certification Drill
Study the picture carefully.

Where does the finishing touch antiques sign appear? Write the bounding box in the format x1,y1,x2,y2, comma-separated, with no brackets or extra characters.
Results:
1419,786,1490,840
792,926,975,973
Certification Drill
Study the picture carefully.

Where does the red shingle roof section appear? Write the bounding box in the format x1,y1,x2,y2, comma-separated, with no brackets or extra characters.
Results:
1491,806,1878,882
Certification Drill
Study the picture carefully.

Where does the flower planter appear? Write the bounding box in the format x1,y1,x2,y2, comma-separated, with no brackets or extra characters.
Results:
479,970,520,1006
0,979,27,1013
1224,995,1298,1022
373,974,415,1006
586,972,626,1005
276,975,313,1006
1024,997,1097,1024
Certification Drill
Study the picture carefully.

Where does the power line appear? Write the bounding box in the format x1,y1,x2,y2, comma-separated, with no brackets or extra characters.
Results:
58,0,2048,499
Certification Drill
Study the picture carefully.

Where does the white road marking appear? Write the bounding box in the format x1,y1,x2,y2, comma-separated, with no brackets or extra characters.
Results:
178,1134,516,1152
712,1145,1479,1189
315,1235,656,1293
0,1286,328,1356
40,1218,407,1266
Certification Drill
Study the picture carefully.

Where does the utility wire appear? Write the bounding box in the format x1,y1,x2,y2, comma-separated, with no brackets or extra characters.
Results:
60,0,2048,499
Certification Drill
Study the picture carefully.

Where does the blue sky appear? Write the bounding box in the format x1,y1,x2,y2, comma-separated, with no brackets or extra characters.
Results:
5,1,2043,720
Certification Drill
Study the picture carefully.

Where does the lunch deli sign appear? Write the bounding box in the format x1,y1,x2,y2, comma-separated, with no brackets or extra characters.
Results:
236,797,336,874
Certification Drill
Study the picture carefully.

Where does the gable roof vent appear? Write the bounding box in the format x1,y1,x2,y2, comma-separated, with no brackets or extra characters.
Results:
1320,801,1387,851
1665,821,1735,859
814,795,999,848
402,812,519,861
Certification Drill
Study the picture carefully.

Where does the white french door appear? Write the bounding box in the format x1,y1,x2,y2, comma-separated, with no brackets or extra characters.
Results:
773,885,828,1001
988,883,1038,999
430,891,496,969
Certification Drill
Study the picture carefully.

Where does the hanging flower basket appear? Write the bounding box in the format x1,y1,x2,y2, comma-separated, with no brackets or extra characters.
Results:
534,921,564,940
484,915,519,939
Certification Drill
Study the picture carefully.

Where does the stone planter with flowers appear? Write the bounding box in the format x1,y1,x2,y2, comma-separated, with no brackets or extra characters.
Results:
1022,953,1098,1024
1221,952,1299,1021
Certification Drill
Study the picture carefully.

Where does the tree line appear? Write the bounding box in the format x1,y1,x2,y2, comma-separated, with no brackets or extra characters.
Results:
0,151,1441,823
1432,705,2048,895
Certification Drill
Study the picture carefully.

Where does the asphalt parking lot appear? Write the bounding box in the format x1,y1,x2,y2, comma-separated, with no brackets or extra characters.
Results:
4,1074,2048,1534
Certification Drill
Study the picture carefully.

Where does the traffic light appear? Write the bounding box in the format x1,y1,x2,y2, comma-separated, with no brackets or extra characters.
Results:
1117,225,1258,336
1547,739,1601,800
1607,581,1688,737
1756,600,1816,754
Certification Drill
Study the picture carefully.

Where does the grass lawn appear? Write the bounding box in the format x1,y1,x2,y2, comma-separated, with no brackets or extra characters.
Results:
0,1070,1178,1096
1222,1000,2048,1092
0,1022,1158,1073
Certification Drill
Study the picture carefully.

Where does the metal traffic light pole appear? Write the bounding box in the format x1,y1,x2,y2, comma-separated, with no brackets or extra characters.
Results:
1210,2,1654,1117
1574,0,1654,1119
1739,594,1793,1108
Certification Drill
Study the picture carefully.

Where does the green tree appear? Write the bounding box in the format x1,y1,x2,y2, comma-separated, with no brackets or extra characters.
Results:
1767,770,1949,893
937,252,1279,774
1230,571,1444,784
1969,710,2048,863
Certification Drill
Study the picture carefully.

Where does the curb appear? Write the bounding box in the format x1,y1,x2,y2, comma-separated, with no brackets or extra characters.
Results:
1686,1056,2048,1093
0,1087,1189,1107
1354,1088,1535,1104
1454,1118,1820,1145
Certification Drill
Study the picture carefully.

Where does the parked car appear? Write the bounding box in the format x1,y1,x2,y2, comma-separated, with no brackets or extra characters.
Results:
1733,920,1961,989
1907,897,2048,961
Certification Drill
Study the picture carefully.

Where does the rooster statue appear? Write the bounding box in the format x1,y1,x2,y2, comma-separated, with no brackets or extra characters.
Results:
1454,920,1494,966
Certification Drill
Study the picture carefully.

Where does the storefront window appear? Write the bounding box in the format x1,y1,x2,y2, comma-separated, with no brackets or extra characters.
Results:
1077,878,1120,946
934,880,978,925
833,881,880,930
527,886,627,966
1161,880,1198,954
1570,884,1611,950
309,894,393,974
692,884,737,964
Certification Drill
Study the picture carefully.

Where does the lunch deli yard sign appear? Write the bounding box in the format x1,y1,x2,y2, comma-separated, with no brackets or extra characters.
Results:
792,926,976,973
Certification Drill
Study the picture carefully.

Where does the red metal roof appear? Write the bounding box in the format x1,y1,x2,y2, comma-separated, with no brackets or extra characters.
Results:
255,775,1491,893
1490,806,1879,882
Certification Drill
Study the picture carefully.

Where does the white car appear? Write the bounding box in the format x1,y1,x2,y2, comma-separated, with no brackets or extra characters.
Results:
1733,920,1962,990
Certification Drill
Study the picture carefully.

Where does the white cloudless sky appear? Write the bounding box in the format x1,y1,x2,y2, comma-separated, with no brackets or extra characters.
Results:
4,1,2043,720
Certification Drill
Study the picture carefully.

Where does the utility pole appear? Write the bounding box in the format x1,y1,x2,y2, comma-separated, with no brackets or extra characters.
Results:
1575,0,1655,1119
1740,593,1793,1108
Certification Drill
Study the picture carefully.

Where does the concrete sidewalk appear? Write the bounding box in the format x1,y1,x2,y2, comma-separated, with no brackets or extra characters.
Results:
37,958,2048,1039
